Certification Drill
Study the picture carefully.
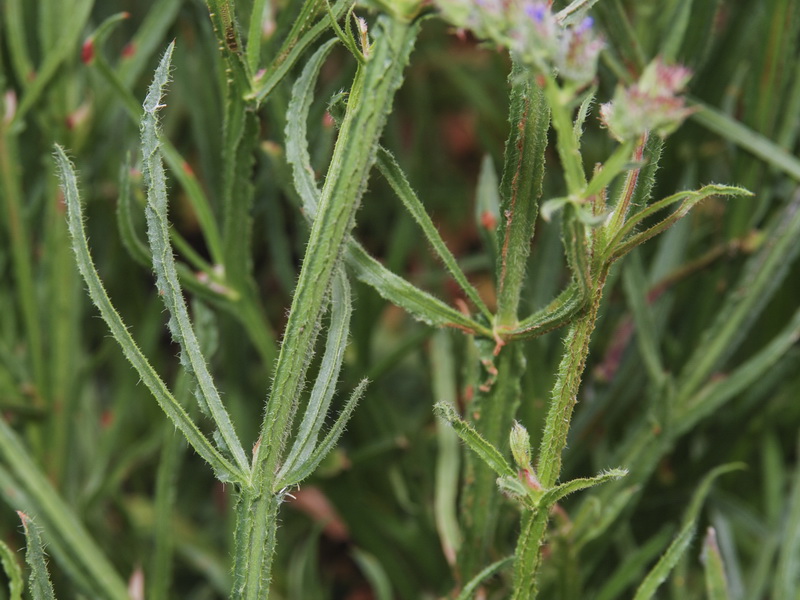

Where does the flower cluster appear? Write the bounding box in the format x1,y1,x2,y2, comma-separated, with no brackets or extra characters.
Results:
510,4,603,87
600,58,694,141
436,0,603,87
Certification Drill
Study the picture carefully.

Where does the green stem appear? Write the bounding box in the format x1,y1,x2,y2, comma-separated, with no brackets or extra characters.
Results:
542,76,586,197
457,345,525,580
231,16,419,599
512,508,549,600
538,268,607,489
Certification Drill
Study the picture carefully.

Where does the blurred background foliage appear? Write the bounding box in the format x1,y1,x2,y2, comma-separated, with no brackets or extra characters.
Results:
0,0,799,598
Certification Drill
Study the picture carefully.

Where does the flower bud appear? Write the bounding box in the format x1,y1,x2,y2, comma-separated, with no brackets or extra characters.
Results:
509,420,531,469
600,58,694,141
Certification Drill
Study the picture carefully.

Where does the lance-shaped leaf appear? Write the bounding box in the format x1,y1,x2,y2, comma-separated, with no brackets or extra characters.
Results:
676,192,800,402
633,463,743,600
540,468,628,507
377,147,493,321
431,330,462,564
346,243,492,336
434,402,515,479
285,38,339,217
18,513,55,600
140,43,250,477
509,282,587,340
276,379,367,490
775,438,800,599
701,527,731,600
0,536,23,600
249,0,351,103
495,60,550,326
455,556,514,600
54,146,247,485
277,269,352,482
607,184,752,261
283,34,491,338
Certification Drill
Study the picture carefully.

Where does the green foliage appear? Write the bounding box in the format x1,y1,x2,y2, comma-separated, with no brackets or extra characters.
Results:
1,0,799,598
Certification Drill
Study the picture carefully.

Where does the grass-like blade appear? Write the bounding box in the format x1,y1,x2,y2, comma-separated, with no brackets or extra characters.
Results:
691,101,800,181
351,549,393,600
140,43,250,477
455,556,514,600
377,147,493,321
0,535,23,600
0,443,125,599
595,526,674,600
775,438,800,599
431,330,462,564
622,253,667,385
285,38,338,217
676,192,800,401
54,145,246,485
633,463,743,600
18,513,55,600
475,154,501,261
433,402,515,479
701,527,731,600
11,0,93,125
278,268,352,482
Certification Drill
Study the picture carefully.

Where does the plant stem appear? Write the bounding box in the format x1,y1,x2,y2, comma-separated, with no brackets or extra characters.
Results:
512,508,549,600
231,15,419,599
537,268,607,488
458,345,525,581
542,76,586,197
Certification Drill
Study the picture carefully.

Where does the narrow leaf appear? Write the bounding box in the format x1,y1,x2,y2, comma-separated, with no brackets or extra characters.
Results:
455,556,514,600
433,402,515,479
351,549,392,600
377,147,493,321
54,146,246,485
18,512,56,600
475,154,501,260
346,243,492,337
609,184,752,261
677,192,800,401
702,527,731,600
285,38,339,217
495,60,550,326
691,101,800,181
277,379,368,489
633,464,743,600
541,468,628,507
115,159,150,267
622,252,667,385
278,269,352,481
0,537,23,600
431,330,462,564
775,437,800,599
140,43,250,476
249,0,351,103
510,282,586,339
